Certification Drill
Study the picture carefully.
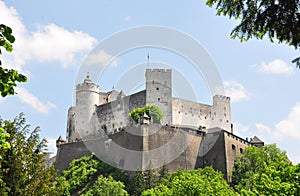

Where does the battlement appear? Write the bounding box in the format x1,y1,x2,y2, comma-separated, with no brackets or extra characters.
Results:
213,95,230,101
76,76,100,93
146,68,171,73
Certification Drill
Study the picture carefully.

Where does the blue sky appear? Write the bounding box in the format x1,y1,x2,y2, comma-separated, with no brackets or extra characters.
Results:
0,0,300,163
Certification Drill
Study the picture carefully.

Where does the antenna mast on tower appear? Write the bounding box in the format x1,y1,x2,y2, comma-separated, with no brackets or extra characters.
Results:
147,52,150,69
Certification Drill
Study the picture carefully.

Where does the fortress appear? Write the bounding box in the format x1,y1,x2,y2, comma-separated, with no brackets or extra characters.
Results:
55,68,263,182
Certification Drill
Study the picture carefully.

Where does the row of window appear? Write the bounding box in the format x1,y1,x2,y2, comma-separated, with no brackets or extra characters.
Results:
232,144,243,153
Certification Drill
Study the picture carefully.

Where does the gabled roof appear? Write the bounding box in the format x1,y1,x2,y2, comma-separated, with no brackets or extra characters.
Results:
250,136,263,143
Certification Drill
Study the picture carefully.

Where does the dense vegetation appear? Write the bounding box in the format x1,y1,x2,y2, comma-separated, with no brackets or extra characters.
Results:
232,144,300,195
142,167,236,196
129,105,163,124
52,154,130,195
0,114,56,196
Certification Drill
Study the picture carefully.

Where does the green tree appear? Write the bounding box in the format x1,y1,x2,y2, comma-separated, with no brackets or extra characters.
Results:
0,113,56,196
129,105,163,124
132,171,146,196
82,175,128,196
52,154,130,195
144,165,159,189
206,0,300,67
142,167,237,196
0,24,27,97
0,127,10,150
158,165,169,182
232,144,300,195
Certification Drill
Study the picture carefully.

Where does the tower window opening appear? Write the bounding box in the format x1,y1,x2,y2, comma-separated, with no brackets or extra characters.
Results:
232,144,236,150
240,148,243,153
158,98,160,101
156,87,159,90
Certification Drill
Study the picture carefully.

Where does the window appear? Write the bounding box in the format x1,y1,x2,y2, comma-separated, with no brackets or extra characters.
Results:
240,148,243,153
232,144,236,150
156,87,159,90
158,98,160,101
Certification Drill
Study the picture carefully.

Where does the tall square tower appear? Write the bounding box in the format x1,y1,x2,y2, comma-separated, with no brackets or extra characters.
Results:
145,69,172,125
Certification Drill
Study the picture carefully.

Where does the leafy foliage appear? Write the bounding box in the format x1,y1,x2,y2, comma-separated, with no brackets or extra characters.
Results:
0,24,27,97
0,127,10,150
129,105,163,124
52,154,129,195
232,144,300,195
132,171,147,196
0,113,56,196
158,165,169,182
206,0,300,67
82,175,128,196
144,165,159,190
142,167,236,196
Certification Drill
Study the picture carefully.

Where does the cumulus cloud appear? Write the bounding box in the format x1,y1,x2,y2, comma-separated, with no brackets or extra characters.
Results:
255,123,271,134
257,103,300,141
254,103,300,164
85,49,118,67
274,102,300,141
0,1,97,71
255,59,294,75
15,87,56,113
224,81,250,102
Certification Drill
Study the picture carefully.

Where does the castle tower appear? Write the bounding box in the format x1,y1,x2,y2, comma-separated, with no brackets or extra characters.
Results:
210,95,231,131
67,75,100,142
145,69,172,125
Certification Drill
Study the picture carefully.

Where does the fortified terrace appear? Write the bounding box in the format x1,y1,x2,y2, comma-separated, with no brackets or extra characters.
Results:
55,68,264,182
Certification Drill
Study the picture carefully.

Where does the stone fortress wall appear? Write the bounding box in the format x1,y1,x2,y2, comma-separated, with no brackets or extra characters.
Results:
66,68,232,142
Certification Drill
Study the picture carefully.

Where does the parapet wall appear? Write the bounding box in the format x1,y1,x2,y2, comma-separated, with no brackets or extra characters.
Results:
172,98,212,129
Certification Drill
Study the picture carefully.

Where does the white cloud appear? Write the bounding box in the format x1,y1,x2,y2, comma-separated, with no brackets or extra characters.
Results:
256,59,294,75
85,49,118,67
254,102,300,164
15,87,56,113
124,15,133,21
255,123,271,134
0,1,97,71
224,81,250,102
274,102,300,141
